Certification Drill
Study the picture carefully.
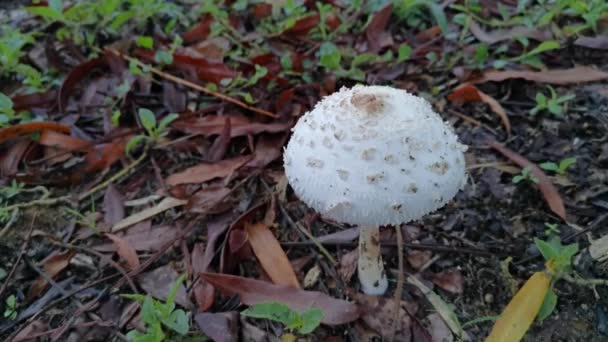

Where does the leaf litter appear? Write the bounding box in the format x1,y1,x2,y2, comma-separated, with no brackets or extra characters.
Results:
1,1,607,341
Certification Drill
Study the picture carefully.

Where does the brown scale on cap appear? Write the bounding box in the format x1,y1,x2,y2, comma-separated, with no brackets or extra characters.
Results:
350,92,385,116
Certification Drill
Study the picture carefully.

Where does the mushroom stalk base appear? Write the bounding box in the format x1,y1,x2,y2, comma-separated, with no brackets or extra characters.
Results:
357,225,388,295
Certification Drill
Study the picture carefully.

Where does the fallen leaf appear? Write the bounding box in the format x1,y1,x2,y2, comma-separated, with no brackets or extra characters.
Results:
81,138,127,175
489,141,566,220
427,313,453,342
166,155,251,186
0,122,70,145
366,3,394,53
58,57,106,112
589,234,608,262
138,264,193,309
191,243,215,311
408,250,433,270
469,21,552,44
407,276,465,340
207,117,231,162
338,249,359,283
12,319,48,342
574,35,608,50
201,272,359,325
245,223,300,288
246,133,288,168
38,130,90,151
194,312,239,342
106,233,141,271
186,184,232,214
284,13,320,36
28,251,76,300
241,315,270,341
473,66,608,85
11,90,56,112
353,293,415,340
111,197,188,232
0,139,30,177
448,84,511,134
485,271,551,342
103,184,125,226
94,224,178,252
171,114,292,137
182,15,211,44
429,270,464,295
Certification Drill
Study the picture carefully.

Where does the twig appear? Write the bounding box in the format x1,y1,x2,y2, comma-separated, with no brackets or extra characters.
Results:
277,203,338,265
391,225,405,340
562,273,608,287
0,214,36,299
24,256,70,296
104,48,278,118
78,150,148,201
3,195,72,212
281,240,495,256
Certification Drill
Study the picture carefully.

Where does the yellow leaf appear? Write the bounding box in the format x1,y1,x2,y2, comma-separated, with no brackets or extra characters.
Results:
485,271,551,342
280,333,297,342
245,222,300,288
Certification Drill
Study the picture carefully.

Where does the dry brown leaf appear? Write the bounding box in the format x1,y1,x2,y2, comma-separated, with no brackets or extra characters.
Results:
245,222,300,288
138,265,193,309
474,66,608,85
28,251,76,300
202,272,359,325
574,36,608,50
338,249,359,283
103,184,125,226
111,197,187,232
469,21,552,44
166,155,251,186
352,293,417,340
106,233,141,271
366,3,394,52
191,243,215,311
429,270,464,295
489,141,566,220
448,84,511,134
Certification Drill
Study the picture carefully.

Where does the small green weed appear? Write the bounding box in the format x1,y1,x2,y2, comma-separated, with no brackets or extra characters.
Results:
539,157,576,175
534,236,579,322
126,108,178,156
544,223,560,236
530,86,575,117
512,166,539,185
4,294,18,320
122,274,192,342
241,301,324,335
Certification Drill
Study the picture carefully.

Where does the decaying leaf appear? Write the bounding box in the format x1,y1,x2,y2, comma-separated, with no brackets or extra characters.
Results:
138,264,193,309
111,197,187,232
166,155,252,186
448,84,511,134
201,272,359,325
245,222,300,288
106,233,141,271
489,141,566,220
28,251,76,300
474,66,608,85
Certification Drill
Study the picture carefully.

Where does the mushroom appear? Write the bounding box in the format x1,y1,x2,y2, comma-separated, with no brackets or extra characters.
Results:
283,85,467,295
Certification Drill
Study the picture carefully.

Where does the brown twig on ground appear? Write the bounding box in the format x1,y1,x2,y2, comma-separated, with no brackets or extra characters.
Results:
104,48,278,118
281,240,495,256
0,214,36,299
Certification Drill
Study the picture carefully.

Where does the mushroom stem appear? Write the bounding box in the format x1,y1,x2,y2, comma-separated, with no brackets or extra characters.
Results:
357,226,388,295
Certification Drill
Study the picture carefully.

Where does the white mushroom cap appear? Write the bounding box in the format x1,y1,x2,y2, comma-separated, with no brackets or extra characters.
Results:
284,85,467,226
